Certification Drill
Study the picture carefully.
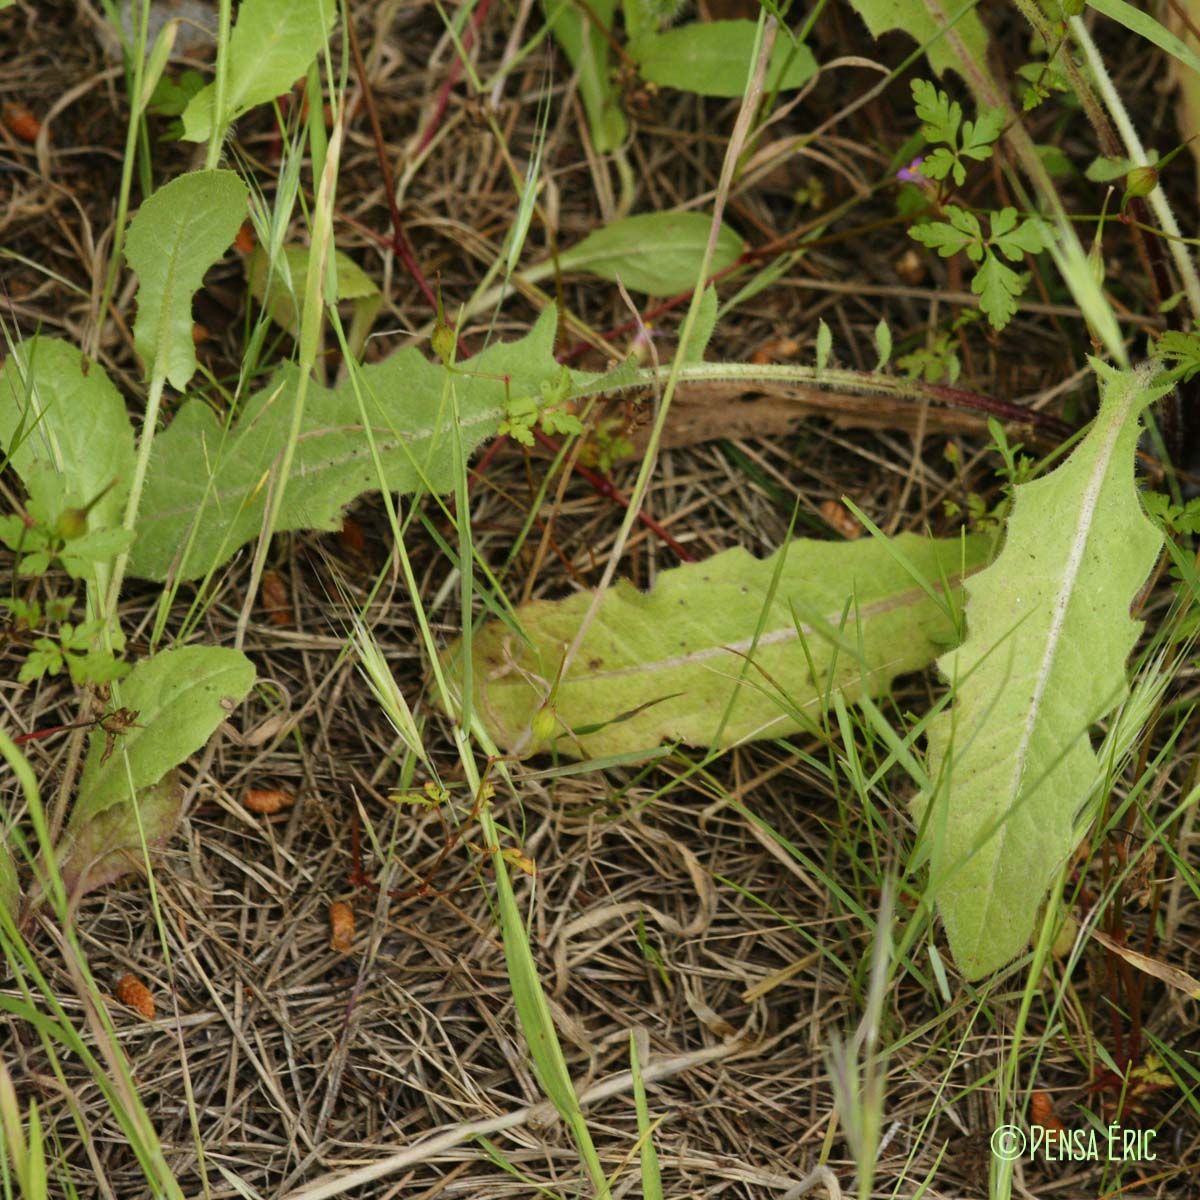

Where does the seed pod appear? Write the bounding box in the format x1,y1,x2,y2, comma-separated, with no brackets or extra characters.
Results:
329,901,354,953
243,787,294,815
116,973,155,1019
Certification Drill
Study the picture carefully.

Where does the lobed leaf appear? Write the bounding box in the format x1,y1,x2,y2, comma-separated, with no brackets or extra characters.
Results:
128,306,563,580
914,361,1169,979
125,170,249,388
450,533,988,760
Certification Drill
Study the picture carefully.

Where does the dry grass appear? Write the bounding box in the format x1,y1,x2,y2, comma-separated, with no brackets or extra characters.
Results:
2,2,1199,1198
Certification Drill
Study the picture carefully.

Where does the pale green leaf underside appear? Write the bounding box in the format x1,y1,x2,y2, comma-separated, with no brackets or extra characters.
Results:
125,170,249,389
74,647,256,825
629,22,818,98
915,361,1168,979
455,533,988,760
128,306,562,581
182,0,337,141
0,338,134,532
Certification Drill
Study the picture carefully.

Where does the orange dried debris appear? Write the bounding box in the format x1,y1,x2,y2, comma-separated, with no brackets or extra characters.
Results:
116,973,155,1019
4,104,45,143
260,570,291,627
243,787,294,815
329,901,354,953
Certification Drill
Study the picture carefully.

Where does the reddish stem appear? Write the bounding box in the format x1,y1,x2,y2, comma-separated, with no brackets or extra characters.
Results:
416,0,495,156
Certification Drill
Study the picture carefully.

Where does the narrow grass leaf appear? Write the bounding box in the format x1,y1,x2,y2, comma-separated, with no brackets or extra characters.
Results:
630,1032,664,1200
539,0,626,152
125,170,249,388
915,361,1169,979
247,243,381,358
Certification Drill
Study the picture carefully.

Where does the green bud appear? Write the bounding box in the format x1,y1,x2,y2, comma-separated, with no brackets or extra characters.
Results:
1124,165,1158,198
1061,0,1084,15
431,319,455,368
54,507,88,540
530,703,557,744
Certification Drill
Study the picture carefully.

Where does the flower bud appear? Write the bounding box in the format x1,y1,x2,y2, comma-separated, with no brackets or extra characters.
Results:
1124,165,1158,198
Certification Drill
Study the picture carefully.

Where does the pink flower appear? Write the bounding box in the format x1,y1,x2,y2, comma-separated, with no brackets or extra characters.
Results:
897,156,925,183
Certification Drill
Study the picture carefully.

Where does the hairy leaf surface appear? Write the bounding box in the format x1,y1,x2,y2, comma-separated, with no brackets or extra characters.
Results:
129,306,561,580
125,170,249,388
75,647,255,825
914,362,1168,979
452,533,987,759
0,338,134,530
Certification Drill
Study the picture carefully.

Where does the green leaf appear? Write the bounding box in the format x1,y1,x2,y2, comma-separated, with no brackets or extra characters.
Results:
874,319,892,370
125,170,249,388
1088,0,1200,78
682,285,718,363
539,0,627,153
909,217,974,258
181,0,337,141
921,146,963,185
815,319,832,373
959,109,1003,160
74,647,256,825
449,533,988,760
629,21,817,98
129,307,564,580
914,361,1169,979
0,838,15,921
972,251,1026,331
911,79,961,145
558,213,743,296
0,339,134,533
847,0,990,81
990,208,1048,260
247,243,382,360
